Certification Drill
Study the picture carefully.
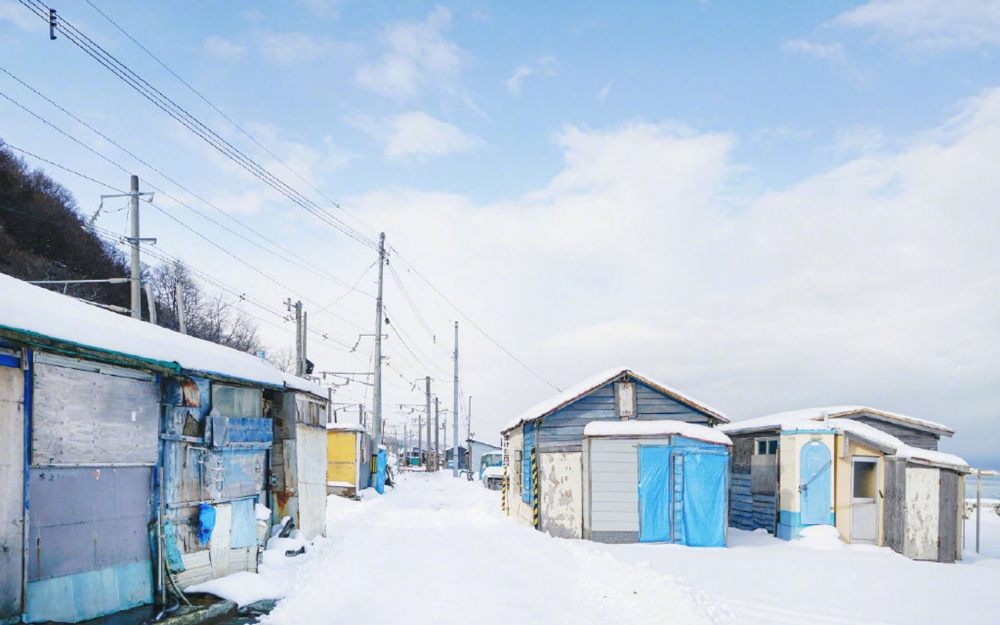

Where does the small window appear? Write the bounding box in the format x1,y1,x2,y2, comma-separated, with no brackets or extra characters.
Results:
756,438,778,455
212,384,262,419
615,382,635,418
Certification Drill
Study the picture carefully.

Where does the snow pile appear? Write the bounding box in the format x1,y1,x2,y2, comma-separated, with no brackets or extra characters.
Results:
326,422,367,432
503,367,729,432
481,466,504,479
279,371,328,398
0,273,283,385
255,503,271,521
186,571,283,607
794,525,846,551
722,405,953,435
584,420,732,445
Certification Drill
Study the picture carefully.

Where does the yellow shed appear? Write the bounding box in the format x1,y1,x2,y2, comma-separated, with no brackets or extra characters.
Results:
327,423,372,497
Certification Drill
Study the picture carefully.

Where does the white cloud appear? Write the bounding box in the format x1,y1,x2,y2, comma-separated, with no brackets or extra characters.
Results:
597,82,612,102
505,66,533,94
833,0,1000,49
204,36,248,61
382,112,483,159
356,6,462,98
0,0,43,32
350,89,1000,467
782,39,847,64
259,32,332,64
505,56,559,95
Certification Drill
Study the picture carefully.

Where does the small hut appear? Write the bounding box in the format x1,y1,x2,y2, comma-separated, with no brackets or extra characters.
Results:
582,421,732,546
501,367,729,539
722,407,968,562
271,374,330,539
326,423,372,497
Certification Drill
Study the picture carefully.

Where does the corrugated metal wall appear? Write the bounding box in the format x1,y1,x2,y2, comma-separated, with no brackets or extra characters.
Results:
587,438,639,541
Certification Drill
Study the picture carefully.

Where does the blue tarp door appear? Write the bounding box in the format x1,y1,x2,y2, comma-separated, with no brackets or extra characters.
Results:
638,446,671,542
375,448,387,494
800,441,831,526
679,451,728,547
522,422,536,506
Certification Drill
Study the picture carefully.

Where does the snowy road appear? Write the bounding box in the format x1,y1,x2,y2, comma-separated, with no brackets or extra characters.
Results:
258,472,732,625
251,473,999,625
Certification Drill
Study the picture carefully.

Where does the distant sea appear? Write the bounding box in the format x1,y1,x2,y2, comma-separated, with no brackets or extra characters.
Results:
965,473,1000,500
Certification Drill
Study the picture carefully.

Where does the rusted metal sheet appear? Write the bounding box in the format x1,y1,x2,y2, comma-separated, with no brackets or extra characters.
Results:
0,365,24,620
32,363,159,466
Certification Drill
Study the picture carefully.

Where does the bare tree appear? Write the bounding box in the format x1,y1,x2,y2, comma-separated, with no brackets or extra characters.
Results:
265,346,296,373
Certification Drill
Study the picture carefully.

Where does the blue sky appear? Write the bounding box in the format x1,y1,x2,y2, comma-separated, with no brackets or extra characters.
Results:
1,0,999,467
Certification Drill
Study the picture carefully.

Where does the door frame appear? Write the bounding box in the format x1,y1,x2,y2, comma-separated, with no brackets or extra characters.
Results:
850,456,880,545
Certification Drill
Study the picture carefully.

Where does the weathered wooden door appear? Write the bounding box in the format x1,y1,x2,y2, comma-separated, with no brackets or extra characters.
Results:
0,364,24,621
850,457,879,544
799,441,831,526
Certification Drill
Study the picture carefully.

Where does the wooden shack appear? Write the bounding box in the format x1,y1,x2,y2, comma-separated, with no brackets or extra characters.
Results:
722,406,967,562
501,368,729,539
326,423,372,497
271,374,330,539
0,274,287,622
582,421,732,546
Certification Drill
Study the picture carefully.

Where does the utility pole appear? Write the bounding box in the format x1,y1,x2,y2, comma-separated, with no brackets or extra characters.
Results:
424,377,432,471
176,281,186,334
418,413,423,468
373,232,386,462
434,397,440,472
286,299,304,376
466,395,473,481
453,321,460,478
129,175,141,318
402,422,407,466
145,282,157,325
302,310,308,374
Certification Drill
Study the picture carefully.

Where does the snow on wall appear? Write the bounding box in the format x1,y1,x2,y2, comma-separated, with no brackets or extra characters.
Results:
0,273,283,385
539,452,583,539
904,466,940,561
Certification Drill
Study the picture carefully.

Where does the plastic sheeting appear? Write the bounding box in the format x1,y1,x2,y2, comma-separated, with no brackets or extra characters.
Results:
375,448,387,495
679,451,728,547
636,440,729,547
197,503,216,544
639,446,672,542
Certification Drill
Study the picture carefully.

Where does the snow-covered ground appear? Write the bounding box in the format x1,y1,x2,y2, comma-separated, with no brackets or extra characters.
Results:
199,473,1000,624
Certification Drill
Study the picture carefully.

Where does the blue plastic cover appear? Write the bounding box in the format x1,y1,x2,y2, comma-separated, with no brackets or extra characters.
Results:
197,503,216,544
375,448,387,494
638,446,672,542
679,450,728,547
522,422,536,505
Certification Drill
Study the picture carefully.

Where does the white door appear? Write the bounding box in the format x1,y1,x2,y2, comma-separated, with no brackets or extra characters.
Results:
0,365,24,620
850,457,879,544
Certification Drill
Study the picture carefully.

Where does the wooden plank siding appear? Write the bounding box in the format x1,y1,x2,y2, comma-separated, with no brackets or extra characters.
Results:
538,382,713,453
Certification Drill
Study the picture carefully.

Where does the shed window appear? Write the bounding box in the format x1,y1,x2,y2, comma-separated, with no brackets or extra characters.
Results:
615,382,635,418
756,439,778,455
212,385,262,419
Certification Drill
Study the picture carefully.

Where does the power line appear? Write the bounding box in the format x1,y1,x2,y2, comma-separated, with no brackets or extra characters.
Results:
81,0,381,245
16,0,377,251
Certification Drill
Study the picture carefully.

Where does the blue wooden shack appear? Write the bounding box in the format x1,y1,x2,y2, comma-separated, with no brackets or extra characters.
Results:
500,368,729,539
0,274,285,622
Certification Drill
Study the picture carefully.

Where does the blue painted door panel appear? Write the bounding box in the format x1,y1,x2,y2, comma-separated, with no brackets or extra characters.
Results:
638,446,671,542
522,422,536,505
800,441,832,526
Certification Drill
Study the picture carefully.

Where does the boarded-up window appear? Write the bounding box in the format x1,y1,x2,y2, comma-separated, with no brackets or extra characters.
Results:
212,385,262,419
32,361,159,466
615,382,635,418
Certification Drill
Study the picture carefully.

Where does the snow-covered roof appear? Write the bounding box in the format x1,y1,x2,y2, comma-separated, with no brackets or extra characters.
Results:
720,406,967,471
501,367,729,432
583,420,732,446
326,422,367,433
0,273,283,386
280,371,329,399
721,406,953,437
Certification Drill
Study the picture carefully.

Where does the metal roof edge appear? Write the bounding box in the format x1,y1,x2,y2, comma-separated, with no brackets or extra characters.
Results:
0,325,180,375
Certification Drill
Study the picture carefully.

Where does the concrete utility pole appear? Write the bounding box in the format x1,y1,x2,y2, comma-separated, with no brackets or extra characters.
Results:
418,413,423,468
453,322,460,477
129,175,141,319
176,281,186,334
424,377,432,471
287,300,304,375
302,311,308,373
466,396,473,481
434,397,440,472
145,282,157,324
373,233,386,459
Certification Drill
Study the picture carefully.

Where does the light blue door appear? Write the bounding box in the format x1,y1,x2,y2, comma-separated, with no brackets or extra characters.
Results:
522,422,536,506
800,441,832,526
638,446,671,542
679,451,728,547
